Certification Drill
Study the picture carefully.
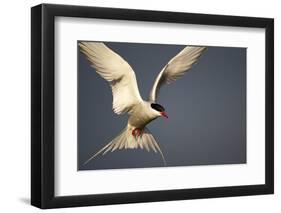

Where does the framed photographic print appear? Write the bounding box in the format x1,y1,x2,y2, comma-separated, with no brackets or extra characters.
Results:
31,3,274,209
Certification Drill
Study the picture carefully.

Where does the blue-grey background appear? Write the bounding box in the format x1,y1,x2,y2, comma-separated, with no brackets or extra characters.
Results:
78,41,246,171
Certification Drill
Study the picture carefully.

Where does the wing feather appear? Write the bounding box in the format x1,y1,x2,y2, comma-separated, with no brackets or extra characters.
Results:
79,42,142,114
149,46,207,102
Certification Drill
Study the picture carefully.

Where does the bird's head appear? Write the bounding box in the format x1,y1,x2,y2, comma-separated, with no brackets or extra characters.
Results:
150,103,168,118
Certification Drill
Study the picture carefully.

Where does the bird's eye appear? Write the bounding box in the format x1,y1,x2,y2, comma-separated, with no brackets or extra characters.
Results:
151,103,165,112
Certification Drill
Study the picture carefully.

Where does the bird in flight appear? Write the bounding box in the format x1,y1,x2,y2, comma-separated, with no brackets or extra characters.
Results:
79,42,207,166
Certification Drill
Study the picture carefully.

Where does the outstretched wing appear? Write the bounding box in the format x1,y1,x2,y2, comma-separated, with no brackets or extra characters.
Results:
148,46,207,102
79,42,143,114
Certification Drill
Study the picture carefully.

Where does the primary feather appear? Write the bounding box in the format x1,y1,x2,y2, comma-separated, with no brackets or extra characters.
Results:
79,42,143,114
149,46,207,102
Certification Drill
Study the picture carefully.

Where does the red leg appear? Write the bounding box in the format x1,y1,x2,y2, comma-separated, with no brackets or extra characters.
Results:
132,128,143,137
132,128,137,137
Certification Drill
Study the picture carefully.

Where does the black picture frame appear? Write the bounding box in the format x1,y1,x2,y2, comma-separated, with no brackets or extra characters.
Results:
31,3,274,209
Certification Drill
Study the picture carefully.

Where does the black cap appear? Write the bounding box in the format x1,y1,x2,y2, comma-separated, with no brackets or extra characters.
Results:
151,103,165,112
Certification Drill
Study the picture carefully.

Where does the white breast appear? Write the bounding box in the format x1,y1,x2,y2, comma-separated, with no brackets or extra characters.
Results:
127,101,159,129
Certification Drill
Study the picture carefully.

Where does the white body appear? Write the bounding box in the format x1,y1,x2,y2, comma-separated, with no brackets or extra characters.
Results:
128,101,159,129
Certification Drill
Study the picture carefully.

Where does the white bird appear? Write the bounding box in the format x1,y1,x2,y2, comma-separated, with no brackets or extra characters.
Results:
79,42,207,166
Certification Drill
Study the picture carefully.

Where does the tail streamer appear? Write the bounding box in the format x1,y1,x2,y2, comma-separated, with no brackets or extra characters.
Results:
83,127,166,166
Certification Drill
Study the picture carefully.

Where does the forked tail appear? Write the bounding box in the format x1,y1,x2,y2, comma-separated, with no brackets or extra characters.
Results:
83,127,166,166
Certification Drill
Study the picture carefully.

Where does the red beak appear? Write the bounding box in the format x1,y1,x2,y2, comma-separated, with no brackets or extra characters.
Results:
161,111,168,118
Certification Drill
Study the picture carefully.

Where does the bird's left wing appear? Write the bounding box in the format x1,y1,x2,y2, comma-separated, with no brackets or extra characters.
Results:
148,46,207,102
79,42,143,114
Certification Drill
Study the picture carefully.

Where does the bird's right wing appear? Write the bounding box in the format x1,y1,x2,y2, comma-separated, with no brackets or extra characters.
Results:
79,42,143,114
149,46,207,102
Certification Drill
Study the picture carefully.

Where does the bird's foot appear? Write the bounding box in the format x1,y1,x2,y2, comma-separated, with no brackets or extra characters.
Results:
132,128,143,138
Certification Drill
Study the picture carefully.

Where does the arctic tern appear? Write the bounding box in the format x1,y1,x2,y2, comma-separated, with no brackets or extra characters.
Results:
79,42,207,165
